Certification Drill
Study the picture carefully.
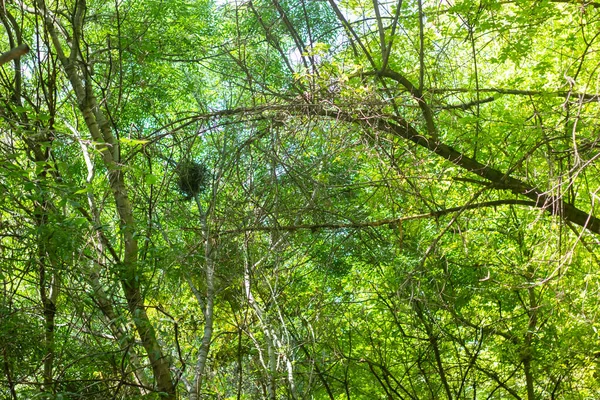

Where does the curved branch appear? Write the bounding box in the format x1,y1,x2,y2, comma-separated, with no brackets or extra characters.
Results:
441,96,495,110
362,69,437,138
429,87,600,101
338,110,600,234
0,43,29,66
216,200,538,236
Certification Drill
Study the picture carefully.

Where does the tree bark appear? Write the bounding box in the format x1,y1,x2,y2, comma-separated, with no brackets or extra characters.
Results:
312,106,600,235
0,43,29,66
36,1,175,397
190,196,216,400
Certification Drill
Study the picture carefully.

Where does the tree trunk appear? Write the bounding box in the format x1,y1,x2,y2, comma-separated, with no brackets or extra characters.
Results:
190,196,216,400
37,1,176,397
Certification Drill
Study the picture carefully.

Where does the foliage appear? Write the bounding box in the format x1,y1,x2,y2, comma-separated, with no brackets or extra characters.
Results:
1,0,600,399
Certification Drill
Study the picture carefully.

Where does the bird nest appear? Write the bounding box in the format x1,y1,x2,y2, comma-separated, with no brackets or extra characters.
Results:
175,160,209,199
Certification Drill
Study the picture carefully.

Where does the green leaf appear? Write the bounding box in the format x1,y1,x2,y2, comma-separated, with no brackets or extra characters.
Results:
145,174,159,185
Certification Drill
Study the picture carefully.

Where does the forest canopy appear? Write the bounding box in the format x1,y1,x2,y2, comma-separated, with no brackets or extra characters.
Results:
1,0,600,399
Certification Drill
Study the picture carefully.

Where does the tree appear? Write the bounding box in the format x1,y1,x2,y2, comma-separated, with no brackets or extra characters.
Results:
1,0,600,398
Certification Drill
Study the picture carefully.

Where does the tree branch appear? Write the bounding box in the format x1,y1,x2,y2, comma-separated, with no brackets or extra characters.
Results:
216,200,538,236
0,43,29,66
333,109,600,234
165,103,600,235
429,87,600,101
363,69,438,139
441,96,495,110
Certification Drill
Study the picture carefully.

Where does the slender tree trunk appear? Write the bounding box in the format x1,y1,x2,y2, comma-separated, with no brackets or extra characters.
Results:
1,9,61,395
32,158,60,394
242,231,300,400
414,302,453,400
75,123,151,392
242,238,277,400
32,138,59,395
1,346,17,400
38,234,59,394
87,264,151,391
523,270,537,400
36,1,175,396
189,196,216,400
